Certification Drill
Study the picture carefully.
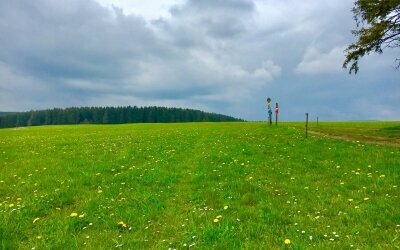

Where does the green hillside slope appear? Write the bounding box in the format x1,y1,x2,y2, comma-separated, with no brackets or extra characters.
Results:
0,122,399,249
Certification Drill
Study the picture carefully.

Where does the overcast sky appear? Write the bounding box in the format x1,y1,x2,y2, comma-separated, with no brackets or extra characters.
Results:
0,0,399,121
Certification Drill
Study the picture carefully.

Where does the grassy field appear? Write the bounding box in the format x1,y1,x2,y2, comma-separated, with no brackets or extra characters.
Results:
0,122,399,249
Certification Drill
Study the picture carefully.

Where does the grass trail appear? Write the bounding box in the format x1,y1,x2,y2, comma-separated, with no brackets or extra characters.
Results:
306,121,400,146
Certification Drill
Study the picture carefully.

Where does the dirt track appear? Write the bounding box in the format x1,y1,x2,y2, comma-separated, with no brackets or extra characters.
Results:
309,130,400,147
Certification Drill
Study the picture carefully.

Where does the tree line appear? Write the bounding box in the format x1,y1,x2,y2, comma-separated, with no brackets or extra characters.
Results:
0,106,243,128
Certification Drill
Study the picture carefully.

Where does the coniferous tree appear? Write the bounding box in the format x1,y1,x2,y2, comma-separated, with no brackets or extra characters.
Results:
0,106,243,128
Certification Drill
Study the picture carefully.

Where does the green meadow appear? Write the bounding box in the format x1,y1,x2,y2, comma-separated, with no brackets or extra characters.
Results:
0,122,399,249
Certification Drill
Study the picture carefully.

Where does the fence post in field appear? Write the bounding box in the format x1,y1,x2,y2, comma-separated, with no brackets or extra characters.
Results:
305,112,309,138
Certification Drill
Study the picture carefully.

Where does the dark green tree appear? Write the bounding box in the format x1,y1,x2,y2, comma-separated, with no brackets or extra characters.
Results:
343,0,400,73
0,106,243,128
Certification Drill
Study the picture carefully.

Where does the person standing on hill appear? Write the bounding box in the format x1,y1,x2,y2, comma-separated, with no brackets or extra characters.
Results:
267,97,272,125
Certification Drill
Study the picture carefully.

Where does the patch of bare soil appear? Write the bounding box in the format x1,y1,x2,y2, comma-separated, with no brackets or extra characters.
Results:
309,131,400,147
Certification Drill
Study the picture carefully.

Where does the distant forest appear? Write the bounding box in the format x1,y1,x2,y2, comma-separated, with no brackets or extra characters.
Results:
0,106,243,128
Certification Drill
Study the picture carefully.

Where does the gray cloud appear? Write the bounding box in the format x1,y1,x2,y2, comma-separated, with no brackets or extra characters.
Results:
0,1,156,81
171,0,254,38
0,0,398,120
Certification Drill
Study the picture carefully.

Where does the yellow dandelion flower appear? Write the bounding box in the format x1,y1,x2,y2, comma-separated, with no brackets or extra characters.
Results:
97,190,103,194
79,214,85,218
33,217,40,223
284,239,291,245
216,215,222,219
355,206,359,209
70,212,78,217
9,204,14,208
117,221,127,228
347,199,353,202
213,218,219,223
224,205,229,210
363,197,369,201
37,235,42,240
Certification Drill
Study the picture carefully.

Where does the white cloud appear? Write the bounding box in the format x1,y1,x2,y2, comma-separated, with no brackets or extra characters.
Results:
253,61,281,80
95,0,184,20
295,46,346,75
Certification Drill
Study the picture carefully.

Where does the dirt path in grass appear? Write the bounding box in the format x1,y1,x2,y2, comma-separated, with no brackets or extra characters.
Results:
308,130,400,147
